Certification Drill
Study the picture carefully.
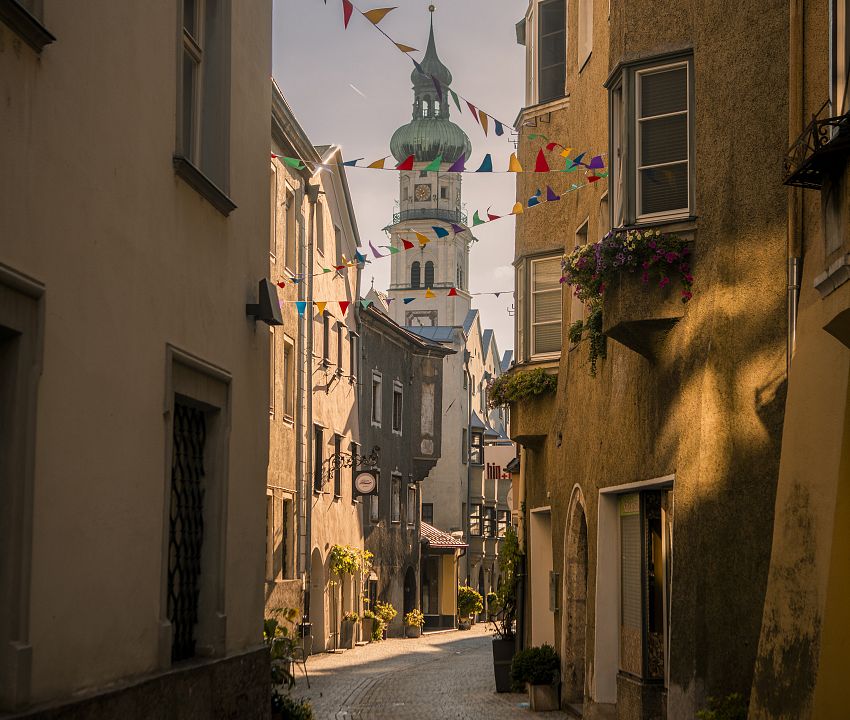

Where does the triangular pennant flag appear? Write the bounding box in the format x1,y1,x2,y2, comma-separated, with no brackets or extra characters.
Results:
414,232,431,247
528,133,549,141
425,288,436,299
333,264,345,271
432,226,450,238
395,42,417,53
338,301,351,315
508,153,523,172
559,147,573,158
276,281,286,288
494,292,501,298
570,183,580,190
321,267,331,273
479,111,489,136
451,223,465,234
494,120,504,136
431,76,443,102
476,154,493,173
472,210,485,226
342,0,354,28
545,142,560,152
486,207,501,221
528,196,540,207
385,298,394,304
546,185,561,201
295,301,307,316
355,251,368,263
467,101,480,124
382,245,401,254
587,175,601,183
282,156,305,170
424,155,442,172
360,299,373,309
369,241,386,258
588,155,605,170
598,170,609,178
447,154,465,172
535,149,550,173
403,297,415,304
401,237,415,250
412,60,425,76
448,287,458,297
315,301,327,315
342,158,364,167
449,89,462,113
564,160,579,173
362,7,395,25
367,156,388,169
291,277,302,284
396,154,415,171
570,152,586,167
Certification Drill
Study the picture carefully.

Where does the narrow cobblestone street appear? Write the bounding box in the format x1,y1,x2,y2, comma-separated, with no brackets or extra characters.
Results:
290,624,572,719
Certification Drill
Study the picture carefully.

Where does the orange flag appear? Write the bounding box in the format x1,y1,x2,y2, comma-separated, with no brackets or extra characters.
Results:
367,156,388,169
508,153,523,172
479,110,489,136
362,7,396,24
395,42,418,53
511,202,524,215
315,301,327,315
425,288,436,299
414,231,431,247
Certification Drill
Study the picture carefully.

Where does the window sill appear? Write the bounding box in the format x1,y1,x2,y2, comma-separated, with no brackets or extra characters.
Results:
371,421,382,429
173,155,237,217
391,520,401,525
622,215,697,233
392,429,403,437
0,1,55,53
333,494,342,501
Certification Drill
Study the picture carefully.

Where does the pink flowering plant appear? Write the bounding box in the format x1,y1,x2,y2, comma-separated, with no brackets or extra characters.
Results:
561,228,693,304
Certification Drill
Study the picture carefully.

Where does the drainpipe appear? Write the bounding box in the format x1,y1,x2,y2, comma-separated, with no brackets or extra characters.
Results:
788,0,804,374
295,188,307,580
516,445,527,651
304,182,319,603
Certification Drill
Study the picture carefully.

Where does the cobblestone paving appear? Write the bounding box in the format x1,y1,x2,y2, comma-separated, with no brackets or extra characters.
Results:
288,623,572,719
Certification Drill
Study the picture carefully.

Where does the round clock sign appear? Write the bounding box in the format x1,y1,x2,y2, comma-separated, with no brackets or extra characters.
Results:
354,471,377,495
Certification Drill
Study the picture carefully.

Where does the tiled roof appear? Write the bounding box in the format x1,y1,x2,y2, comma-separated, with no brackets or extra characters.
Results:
420,522,468,548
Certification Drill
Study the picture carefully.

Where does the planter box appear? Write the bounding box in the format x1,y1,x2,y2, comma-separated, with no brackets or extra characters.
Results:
528,683,560,712
491,638,516,693
340,620,358,649
361,617,376,642
405,625,422,638
602,269,687,360
508,391,556,447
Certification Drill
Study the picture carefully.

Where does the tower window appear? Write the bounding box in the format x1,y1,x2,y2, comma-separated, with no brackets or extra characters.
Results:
424,261,435,288
422,96,431,117
411,261,421,289
440,186,449,200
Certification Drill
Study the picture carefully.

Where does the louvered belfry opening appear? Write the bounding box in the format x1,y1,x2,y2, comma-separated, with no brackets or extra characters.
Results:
167,400,207,662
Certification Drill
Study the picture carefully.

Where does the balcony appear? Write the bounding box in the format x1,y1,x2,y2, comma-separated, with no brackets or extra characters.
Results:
391,208,468,226
784,101,850,189
509,392,555,447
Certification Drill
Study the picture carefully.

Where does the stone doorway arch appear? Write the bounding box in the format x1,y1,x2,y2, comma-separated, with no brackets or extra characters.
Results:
562,487,589,704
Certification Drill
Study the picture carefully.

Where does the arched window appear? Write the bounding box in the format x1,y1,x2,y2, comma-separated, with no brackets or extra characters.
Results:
422,96,431,117
411,261,421,289
424,261,435,288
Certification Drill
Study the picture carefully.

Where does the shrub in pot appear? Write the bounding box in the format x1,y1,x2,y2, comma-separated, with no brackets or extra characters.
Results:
404,609,425,638
361,609,380,642
491,526,521,692
457,585,483,629
374,601,397,639
511,644,561,712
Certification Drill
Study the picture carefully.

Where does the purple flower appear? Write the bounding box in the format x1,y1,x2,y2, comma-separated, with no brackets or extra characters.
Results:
659,276,670,289
649,240,657,249
665,252,679,263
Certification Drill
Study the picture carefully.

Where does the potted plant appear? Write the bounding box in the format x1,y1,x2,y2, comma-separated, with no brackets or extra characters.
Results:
491,526,521,692
457,585,483,630
361,609,379,643
374,601,397,639
404,609,425,638
340,611,359,649
511,644,561,711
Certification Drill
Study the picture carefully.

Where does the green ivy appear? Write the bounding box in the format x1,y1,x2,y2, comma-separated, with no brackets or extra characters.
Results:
568,301,607,376
487,368,557,408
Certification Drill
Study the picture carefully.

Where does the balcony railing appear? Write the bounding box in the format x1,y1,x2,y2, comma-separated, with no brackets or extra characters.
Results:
392,208,468,226
784,101,850,189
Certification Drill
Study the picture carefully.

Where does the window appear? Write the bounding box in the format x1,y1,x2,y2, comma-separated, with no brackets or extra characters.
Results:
440,185,449,200
282,337,295,419
531,256,563,356
457,265,464,289
577,0,593,69
469,504,482,536
484,507,497,538
610,57,694,225
322,312,330,365
314,425,324,492
392,381,403,435
424,261,435,288
411,261,421,289
370,473,380,522
281,498,292,579
265,495,274,581
334,225,342,264
269,328,276,418
316,200,325,255
333,435,342,497
515,259,526,362
349,332,358,381
177,0,232,206
391,474,401,523
461,428,468,464
407,484,417,526
422,503,434,525
538,0,566,103
469,431,483,465
403,186,409,201
284,188,296,271
571,221,588,326
270,165,278,261
498,510,510,538
833,0,850,116
336,322,344,374
371,372,382,426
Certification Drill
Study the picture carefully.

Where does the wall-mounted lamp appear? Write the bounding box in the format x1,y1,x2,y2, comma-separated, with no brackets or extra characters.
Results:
246,279,283,326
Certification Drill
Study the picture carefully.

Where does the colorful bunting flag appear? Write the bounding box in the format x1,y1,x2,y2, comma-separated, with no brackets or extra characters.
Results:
362,7,396,25
546,185,561,201
403,298,415,304
369,241,386,258
535,149,550,173
487,208,501,221
511,202,524,215
449,89,462,113
396,154,415,170
528,196,540,207
355,251,368,263
295,301,307,316
476,154,493,173
472,211,485,226
342,158,364,167
414,232,431,247
338,301,351,315
276,281,286,288
588,155,605,170
382,245,400,254
479,111,489,135
395,43,417,53
367,157,388,169
315,301,327,315
560,147,572,158
360,299,373,309
448,287,458,297
545,142,561,152
467,101,480,123
448,154,465,172
571,152,586,167
424,156,442,172
432,226,450,238
342,0,354,28
508,153,523,172
587,175,601,183
451,223,465,234
282,156,305,170
494,121,504,136
401,238,415,250
425,288,436,299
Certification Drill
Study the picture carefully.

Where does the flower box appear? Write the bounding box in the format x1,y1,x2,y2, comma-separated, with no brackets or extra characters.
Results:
528,683,560,712
340,619,358,649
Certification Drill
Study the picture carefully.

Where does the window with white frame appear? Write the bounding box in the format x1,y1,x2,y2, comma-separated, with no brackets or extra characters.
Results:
282,336,295,419
370,471,380,522
316,200,325,255
392,381,403,435
407,483,417,526
469,431,483,465
270,165,277,261
521,0,567,106
469,504,482,536
577,0,593,69
284,187,296,272
530,256,563,357
371,371,382,426
349,331,358,382
391,473,401,523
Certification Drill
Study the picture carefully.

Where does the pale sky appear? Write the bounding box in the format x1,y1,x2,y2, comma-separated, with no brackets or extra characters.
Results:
272,0,526,353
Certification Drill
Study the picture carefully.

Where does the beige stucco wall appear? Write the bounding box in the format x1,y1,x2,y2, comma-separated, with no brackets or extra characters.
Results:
0,0,271,709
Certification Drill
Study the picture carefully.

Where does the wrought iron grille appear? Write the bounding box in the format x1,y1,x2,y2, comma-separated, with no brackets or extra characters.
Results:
167,401,206,662
784,100,850,189
391,207,468,226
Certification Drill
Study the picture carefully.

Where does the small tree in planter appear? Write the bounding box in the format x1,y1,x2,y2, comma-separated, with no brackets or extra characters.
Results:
374,601,397,639
491,526,522,692
511,644,561,712
404,609,425,638
457,586,483,629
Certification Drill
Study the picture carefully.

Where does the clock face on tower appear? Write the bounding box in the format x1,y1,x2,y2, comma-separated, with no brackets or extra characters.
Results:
414,183,431,202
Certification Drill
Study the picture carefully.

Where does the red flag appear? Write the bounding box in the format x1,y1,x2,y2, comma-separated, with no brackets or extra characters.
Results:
402,238,415,250
339,301,351,315
466,101,480,124
342,0,354,28
448,287,458,297
535,149,550,173
396,154,415,170
276,281,286,288
545,142,560,151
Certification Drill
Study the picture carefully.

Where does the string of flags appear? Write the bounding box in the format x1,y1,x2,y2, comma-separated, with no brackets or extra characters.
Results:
323,0,518,141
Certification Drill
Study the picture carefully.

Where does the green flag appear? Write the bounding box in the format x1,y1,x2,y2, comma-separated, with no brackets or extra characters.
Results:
424,155,443,172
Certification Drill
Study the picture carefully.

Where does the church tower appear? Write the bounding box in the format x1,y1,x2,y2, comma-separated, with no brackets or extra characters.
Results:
386,8,474,328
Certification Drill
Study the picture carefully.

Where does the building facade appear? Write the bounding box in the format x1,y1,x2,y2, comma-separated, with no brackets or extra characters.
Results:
0,1,273,716
510,0,789,717
357,304,452,634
